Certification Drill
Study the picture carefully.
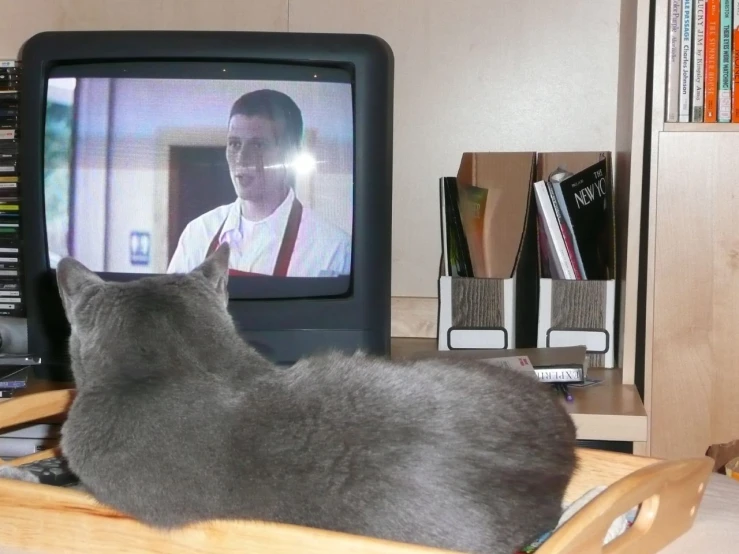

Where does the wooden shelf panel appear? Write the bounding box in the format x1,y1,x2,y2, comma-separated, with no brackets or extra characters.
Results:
663,123,739,132
390,338,647,443
567,368,646,442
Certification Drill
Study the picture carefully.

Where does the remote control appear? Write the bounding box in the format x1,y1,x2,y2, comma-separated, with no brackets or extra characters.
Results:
18,456,80,487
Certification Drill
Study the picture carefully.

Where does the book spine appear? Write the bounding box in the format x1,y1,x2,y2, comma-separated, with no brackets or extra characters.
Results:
719,0,733,121
439,178,450,277
0,437,57,458
458,186,487,278
536,214,556,279
534,368,584,383
441,178,474,278
0,423,60,440
733,0,739,120
552,184,587,279
680,0,695,122
548,184,584,279
533,182,576,280
706,0,721,121
667,0,684,121
0,59,23,319
469,355,585,384
0,380,26,388
693,0,708,121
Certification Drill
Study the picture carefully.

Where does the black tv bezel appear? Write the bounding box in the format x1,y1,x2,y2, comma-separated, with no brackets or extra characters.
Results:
19,30,394,371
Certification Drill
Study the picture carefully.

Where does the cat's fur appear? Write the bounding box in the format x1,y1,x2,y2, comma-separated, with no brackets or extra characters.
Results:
56,243,576,554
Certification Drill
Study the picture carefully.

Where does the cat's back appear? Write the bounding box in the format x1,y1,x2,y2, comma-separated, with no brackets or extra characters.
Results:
253,350,576,487
280,350,575,453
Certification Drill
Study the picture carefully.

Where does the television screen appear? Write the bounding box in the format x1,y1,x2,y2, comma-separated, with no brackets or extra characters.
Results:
43,62,354,298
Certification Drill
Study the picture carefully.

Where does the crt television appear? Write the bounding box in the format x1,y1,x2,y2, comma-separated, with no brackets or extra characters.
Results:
19,30,394,378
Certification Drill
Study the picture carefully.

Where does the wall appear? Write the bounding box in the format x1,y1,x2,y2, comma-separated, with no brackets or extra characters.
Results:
0,0,621,297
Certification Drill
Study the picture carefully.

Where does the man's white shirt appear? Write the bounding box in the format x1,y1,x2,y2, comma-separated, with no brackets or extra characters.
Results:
167,188,351,277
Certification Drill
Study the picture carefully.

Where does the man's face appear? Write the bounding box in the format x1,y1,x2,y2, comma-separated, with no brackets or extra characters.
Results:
225,114,292,202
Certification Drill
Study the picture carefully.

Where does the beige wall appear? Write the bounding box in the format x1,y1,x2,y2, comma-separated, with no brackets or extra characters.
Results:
0,0,621,298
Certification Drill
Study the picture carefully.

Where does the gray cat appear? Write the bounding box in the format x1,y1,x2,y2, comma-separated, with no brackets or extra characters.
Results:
51,243,576,554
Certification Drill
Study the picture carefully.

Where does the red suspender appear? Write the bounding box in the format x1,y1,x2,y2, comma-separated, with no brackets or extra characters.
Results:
272,199,302,277
205,198,303,277
206,218,228,258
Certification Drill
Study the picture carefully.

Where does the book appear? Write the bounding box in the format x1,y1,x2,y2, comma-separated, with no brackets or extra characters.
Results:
404,345,588,384
0,423,61,440
455,152,535,279
733,0,739,120
0,354,41,366
457,184,488,277
439,177,474,278
548,169,587,278
549,158,613,280
0,437,58,458
719,0,733,121
693,0,707,121
536,212,557,279
0,60,22,320
439,177,452,276
667,0,684,122
546,179,583,279
533,180,576,280
680,0,694,122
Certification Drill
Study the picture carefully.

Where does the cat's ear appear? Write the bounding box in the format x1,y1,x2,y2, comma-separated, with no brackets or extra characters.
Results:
56,257,104,317
193,242,230,300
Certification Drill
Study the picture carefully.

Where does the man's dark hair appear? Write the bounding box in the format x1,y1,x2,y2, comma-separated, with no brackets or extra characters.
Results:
229,89,303,149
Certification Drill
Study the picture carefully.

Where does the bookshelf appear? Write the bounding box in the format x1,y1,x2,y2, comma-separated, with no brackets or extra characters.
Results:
639,0,739,460
0,0,652,447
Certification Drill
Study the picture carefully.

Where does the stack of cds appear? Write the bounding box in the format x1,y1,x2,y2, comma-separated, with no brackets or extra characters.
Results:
0,60,23,318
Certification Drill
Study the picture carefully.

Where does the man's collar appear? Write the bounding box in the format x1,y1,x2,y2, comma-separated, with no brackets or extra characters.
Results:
220,188,296,241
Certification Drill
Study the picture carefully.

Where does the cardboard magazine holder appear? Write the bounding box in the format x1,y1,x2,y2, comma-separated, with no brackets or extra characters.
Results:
534,151,617,368
438,152,538,351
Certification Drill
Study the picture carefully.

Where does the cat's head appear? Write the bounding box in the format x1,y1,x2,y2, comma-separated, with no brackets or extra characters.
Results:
55,243,233,387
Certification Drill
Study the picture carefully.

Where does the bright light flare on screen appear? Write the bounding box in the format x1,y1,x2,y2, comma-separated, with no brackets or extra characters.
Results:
292,152,318,175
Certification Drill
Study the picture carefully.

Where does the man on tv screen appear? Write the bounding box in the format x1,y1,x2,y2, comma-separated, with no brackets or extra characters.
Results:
167,89,351,278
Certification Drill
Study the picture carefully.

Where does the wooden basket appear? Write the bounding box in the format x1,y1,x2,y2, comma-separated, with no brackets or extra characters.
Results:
0,389,713,554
